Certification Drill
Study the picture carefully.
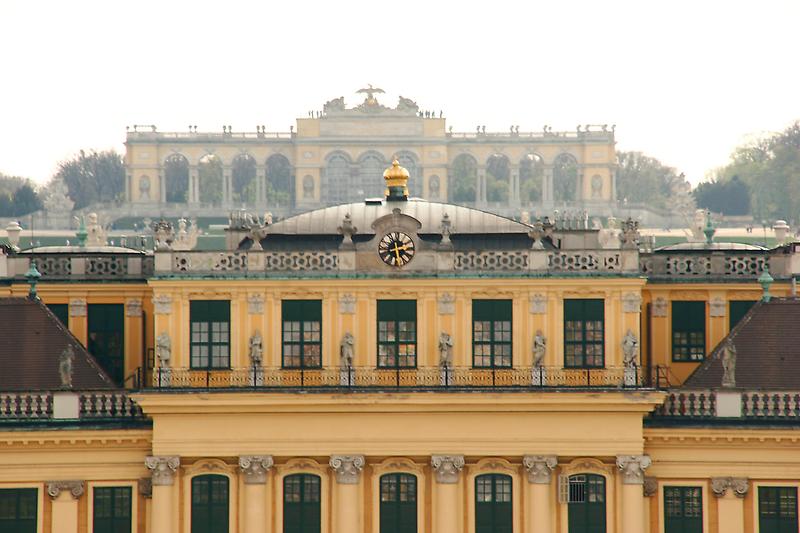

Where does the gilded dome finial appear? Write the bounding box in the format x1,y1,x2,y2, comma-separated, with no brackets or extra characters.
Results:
383,156,409,201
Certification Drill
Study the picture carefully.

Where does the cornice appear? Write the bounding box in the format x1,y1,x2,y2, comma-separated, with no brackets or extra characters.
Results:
0,429,152,448
644,428,800,446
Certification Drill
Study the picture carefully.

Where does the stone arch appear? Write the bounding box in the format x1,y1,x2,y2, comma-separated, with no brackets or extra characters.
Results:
553,152,579,203
519,153,544,204
266,153,293,208
395,150,422,197
164,153,189,203
486,154,511,202
357,150,387,199
450,153,478,203
322,151,353,205
232,153,257,205
429,175,441,200
302,174,315,200
198,153,223,205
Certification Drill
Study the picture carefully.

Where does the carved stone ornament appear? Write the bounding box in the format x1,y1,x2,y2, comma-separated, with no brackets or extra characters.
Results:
329,455,365,484
247,294,264,314
711,477,749,498
438,293,455,315
616,455,652,485
69,298,87,317
239,455,274,484
522,455,558,484
652,297,668,317
46,480,85,500
431,455,465,484
153,294,172,315
529,293,547,314
643,476,658,497
622,293,642,313
339,293,356,314
710,297,726,317
145,456,180,486
720,338,737,388
126,299,143,317
138,478,153,498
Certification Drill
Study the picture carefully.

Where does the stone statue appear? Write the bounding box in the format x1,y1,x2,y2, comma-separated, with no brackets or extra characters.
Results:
533,331,547,367
85,213,107,246
337,213,358,245
340,332,355,369
396,96,419,113
622,329,639,368
323,96,345,113
59,345,75,389
438,333,454,368
156,333,171,368
720,339,737,388
621,218,640,249
249,331,263,367
172,218,199,251
139,176,151,201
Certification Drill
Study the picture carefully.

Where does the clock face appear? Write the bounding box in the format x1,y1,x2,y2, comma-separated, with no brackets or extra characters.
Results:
378,232,416,267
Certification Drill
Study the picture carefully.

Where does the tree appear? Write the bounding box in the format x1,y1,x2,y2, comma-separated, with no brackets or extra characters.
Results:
0,173,43,217
693,175,750,215
52,150,125,209
11,184,43,216
615,151,689,209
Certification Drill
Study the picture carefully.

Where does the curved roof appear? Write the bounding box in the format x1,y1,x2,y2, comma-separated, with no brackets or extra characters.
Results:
657,241,767,252
20,245,145,254
266,199,532,235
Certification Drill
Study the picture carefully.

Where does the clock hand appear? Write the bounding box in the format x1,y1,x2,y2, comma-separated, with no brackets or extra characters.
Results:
392,243,402,263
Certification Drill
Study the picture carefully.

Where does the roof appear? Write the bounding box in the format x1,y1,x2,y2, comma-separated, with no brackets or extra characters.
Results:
0,298,116,391
20,246,145,254
657,242,767,252
265,199,532,235
684,298,800,389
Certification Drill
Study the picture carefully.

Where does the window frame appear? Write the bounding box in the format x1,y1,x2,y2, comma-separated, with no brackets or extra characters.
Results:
663,485,703,533
0,488,37,533
567,473,606,533
377,300,417,369
283,474,321,533
671,301,706,362
190,474,229,533
379,473,417,533
475,473,513,533
758,485,798,533
281,300,323,369
472,300,513,369
87,303,126,384
93,486,132,533
189,300,231,370
563,299,605,368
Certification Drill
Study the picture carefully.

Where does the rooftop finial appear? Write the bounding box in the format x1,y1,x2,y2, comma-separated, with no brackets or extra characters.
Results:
25,260,41,299
758,268,774,302
703,209,715,245
383,157,410,201
75,216,88,247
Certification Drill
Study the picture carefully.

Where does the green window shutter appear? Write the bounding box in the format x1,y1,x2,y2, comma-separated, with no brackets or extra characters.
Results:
568,474,606,533
191,475,229,533
564,299,605,368
282,300,323,368
671,302,706,362
47,304,69,326
729,300,757,330
189,301,231,369
472,300,513,368
284,474,321,533
664,486,702,533
380,474,417,533
88,304,125,384
0,488,37,533
475,474,512,533
377,301,417,368
93,487,132,533
759,486,798,533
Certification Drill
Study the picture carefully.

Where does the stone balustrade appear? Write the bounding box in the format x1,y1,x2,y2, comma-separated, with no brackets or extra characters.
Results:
652,390,800,420
5,253,154,281
0,391,145,422
640,250,791,280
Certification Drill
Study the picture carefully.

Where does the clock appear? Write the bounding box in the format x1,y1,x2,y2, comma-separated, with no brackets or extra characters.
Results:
378,232,416,267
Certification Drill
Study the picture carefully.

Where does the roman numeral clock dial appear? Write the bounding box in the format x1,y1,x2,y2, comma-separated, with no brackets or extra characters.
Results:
378,232,415,267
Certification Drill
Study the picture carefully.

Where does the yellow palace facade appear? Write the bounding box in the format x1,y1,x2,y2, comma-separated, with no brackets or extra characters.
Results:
1,160,799,533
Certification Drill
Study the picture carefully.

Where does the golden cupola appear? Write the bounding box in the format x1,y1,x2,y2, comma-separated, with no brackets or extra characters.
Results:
383,157,409,201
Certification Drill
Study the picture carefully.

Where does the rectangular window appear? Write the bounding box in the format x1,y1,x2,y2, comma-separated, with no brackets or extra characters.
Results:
729,300,756,331
564,299,605,368
672,301,706,362
47,303,69,326
759,486,798,533
472,300,513,368
664,486,702,533
88,304,125,385
0,488,37,533
282,300,322,368
190,301,230,369
93,486,131,533
377,300,416,368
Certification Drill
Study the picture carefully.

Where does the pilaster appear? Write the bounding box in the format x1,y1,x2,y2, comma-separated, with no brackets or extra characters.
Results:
330,455,364,533
47,480,84,533
712,477,748,533
240,456,273,533
523,455,557,533
616,455,651,533
145,456,180,533
431,455,464,533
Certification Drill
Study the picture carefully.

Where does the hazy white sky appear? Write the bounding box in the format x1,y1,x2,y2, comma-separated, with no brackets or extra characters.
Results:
1,0,798,186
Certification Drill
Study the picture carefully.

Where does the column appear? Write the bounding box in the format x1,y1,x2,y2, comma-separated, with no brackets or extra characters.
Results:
617,455,651,533
523,455,557,533
223,167,232,206
712,477,748,533
145,456,180,533
255,165,266,206
431,455,464,533
477,167,487,205
159,169,166,204
510,164,521,207
330,455,365,533
47,480,84,533
543,166,554,206
189,166,199,204
240,456,273,533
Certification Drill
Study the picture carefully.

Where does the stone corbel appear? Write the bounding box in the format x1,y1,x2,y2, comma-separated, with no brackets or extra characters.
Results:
622,293,642,313
69,299,87,317
46,480,85,500
643,476,658,497
711,477,749,498
339,294,356,314
125,299,143,317
247,294,264,314
438,293,455,315
329,455,365,484
145,456,180,486
239,455,274,484
153,294,172,315
522,455,558,484
529,294,547,314
431,455,465,484
652,297,668,317
138,478,153,499
616,455,652,484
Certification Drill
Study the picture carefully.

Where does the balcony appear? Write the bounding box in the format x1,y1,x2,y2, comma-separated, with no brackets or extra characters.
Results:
649,390,800,422
0,391,146,423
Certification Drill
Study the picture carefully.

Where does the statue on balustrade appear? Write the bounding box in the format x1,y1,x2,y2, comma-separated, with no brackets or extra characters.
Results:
622,330,639,368
156,333,171,368
533,331,547,367
340,332,355,369
438,332,454,368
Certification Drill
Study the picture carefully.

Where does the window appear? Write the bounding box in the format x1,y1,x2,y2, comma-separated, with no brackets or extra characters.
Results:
0,488,37,533
664,486,702,533
568,474,606,533
190,301,230,369
380,474,417,533
729,300,756,331
377,300,416,368
191,475,229,533
282,300,322,368
47,303,69,326
88,304,125,384
93,487,131,533
475,474,512,533
564,300,605,368
472,300,512,368
672,301,705,362
759,486,798,533
284,474,321,533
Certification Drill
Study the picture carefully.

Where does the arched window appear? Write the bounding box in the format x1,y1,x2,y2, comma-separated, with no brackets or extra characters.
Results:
553,153,579,203
322,152,351,205
357,152,387,199
380,473,417,533
198,154,223,205
266,154,293,208
191,475,229,533
428,175,440,200
450,154,477,203
486,154,510,202
284,474,321,533
396,151,422,198
232,153,257,205
520,153,543,204
164,153,189,203
567,474,606,533
475,474,512,533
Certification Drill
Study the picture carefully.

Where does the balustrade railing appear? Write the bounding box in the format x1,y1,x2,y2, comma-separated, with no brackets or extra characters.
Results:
652,390,800,420
0,392,145,421
642,252,787,280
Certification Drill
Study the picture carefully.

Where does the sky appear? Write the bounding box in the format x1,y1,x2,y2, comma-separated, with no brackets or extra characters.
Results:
1,0,798,186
